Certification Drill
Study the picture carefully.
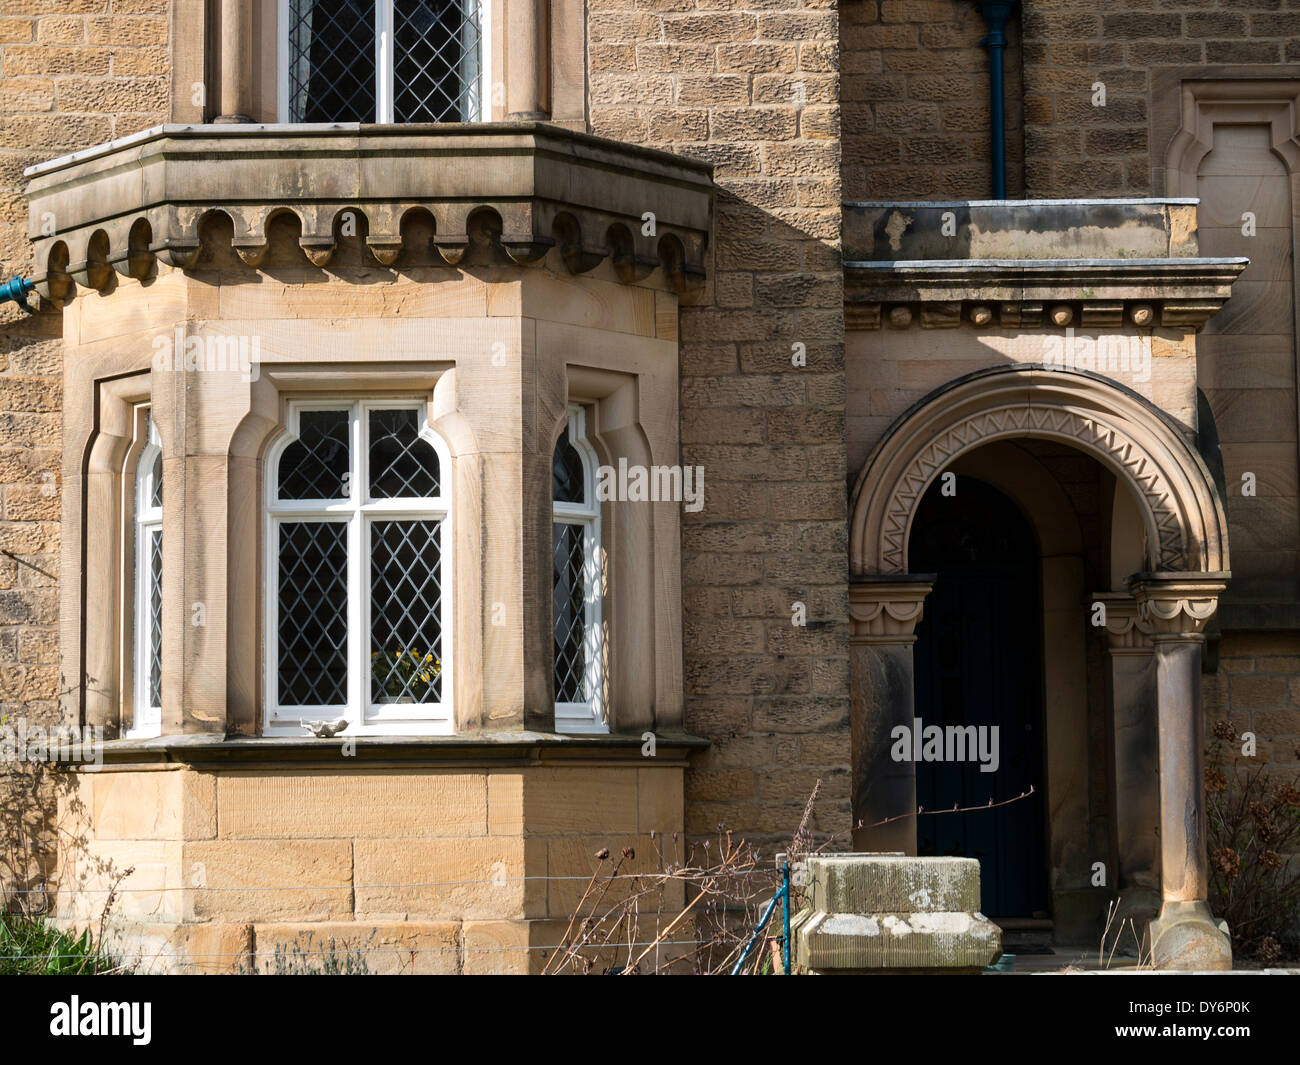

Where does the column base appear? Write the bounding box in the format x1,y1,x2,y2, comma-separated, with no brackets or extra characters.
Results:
1149,900,1232,971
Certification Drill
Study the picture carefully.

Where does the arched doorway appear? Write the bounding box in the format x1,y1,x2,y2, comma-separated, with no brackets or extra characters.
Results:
910,475,1048,918
847,367,1235,968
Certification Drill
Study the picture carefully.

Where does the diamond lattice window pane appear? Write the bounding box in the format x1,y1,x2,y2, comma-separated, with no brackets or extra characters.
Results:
552,430,585,504
288,0,377,123
393,0,483,123
279,409,351,500
370,520,442,704
148,528,163,709
149,450,162,508
278,521,349,706
369,408,440,498
553,522,586,702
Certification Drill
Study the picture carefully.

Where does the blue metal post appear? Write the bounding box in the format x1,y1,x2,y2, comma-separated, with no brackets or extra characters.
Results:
782,861,792,975
0,276,34,312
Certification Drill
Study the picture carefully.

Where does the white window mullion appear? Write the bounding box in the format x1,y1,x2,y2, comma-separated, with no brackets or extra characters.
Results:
347,402,365,724
376,0,394,123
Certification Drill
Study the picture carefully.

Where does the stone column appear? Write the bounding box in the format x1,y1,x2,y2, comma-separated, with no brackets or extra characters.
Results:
214,0,254,123
506,0,550,119
849,576,933,854
1097,592,1161,930
1129,573,1232,970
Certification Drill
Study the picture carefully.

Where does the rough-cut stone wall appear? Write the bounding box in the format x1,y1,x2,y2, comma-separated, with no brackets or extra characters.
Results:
1019,2,1300,196
1206,636,1300,773
0,0,170,902
841,0,1024,201
588,0,849,847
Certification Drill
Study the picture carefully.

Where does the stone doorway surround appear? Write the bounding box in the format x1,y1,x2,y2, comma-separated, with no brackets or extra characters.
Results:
847,366,1233,970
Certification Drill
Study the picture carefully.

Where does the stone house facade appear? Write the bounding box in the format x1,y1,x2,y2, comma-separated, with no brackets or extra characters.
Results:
0,0,1296,972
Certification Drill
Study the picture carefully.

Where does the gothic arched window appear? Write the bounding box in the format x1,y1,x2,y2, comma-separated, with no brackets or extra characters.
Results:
131,412,163,737
552,406,605,733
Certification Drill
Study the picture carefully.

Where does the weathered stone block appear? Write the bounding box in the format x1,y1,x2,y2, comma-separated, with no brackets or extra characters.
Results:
791,854,1001,973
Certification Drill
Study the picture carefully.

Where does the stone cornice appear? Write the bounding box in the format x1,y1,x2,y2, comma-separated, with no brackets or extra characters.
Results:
24,122,714,305
843,257,1247,331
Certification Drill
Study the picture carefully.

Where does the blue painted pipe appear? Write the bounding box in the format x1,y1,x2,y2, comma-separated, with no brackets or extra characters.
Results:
0,276,35,312
977,1,1018,200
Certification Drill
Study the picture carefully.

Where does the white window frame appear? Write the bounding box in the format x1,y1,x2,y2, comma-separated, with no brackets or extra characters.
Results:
264,398,453,736
553,405,606,734
128,411,163,739
276,0,493,124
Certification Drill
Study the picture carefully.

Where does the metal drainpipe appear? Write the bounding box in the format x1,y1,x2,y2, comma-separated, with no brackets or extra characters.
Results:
977,1,1018,200
0,276,34,312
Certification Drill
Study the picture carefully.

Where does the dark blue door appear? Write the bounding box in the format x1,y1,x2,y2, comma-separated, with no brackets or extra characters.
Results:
911,475,1048,919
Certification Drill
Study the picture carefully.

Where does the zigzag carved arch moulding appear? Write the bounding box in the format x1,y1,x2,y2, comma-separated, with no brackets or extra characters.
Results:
850,367,1230,577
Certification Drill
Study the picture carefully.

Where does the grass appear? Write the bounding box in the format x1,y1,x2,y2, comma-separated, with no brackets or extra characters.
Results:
0,913,126,975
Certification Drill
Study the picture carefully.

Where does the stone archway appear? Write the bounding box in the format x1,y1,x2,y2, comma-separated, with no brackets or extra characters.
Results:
847,366,1233,970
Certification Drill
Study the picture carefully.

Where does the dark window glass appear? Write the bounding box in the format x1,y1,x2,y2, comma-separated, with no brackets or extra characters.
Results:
279,409,351,500
553,522,585,702
288,0,377,123
369,408,440,498
394,0,483,122
277,521,349,705
370,520,442,703
552,429,585,504
148,529,163,708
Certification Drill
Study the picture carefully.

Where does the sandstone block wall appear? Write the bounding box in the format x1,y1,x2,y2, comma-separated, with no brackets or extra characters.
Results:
55,762,685,973
0,0,171,902
588,0,851,849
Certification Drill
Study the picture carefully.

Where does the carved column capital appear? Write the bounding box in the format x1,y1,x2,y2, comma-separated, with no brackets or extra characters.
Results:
1095,592,1154,653
849,577,934,644
1127,573,1228,640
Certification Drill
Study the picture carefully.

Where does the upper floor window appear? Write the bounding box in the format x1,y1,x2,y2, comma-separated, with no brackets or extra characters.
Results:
552,407,605,733
130,412,163,738
280,0,488,123
265,400,452,735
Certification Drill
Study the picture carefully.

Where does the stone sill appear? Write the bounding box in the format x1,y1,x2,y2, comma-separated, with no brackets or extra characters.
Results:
59,730,710,770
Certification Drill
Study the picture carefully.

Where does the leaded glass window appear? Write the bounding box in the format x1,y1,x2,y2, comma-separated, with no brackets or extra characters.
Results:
552,406,605,733
131,411,163,737
267,400,451,735
282,0,488,124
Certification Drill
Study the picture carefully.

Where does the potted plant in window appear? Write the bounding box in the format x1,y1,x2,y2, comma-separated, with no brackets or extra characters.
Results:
371,649,440,703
